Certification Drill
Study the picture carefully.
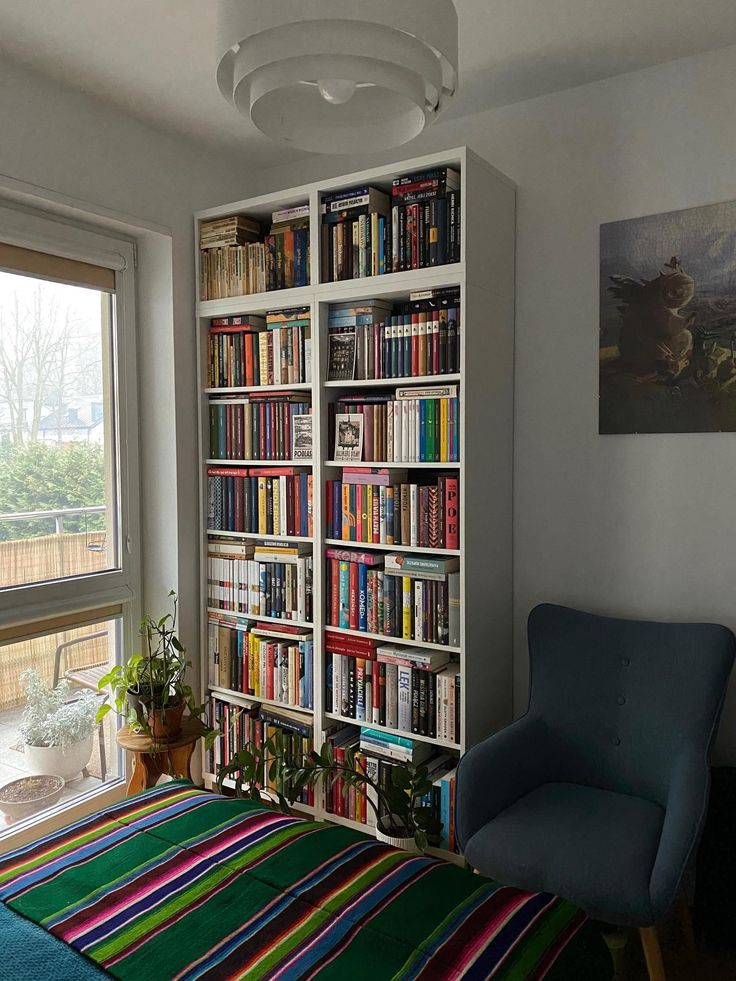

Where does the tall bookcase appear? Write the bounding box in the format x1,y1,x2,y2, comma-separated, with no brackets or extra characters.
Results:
195,146,515,841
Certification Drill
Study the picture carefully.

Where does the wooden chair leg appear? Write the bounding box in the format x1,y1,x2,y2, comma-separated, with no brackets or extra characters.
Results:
639,926,666,981
676,893,696,952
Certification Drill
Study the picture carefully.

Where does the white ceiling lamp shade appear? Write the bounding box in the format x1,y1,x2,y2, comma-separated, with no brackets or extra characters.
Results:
216,0,458,153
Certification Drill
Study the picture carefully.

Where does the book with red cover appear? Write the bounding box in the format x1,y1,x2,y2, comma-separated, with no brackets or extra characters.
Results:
445,476,459,549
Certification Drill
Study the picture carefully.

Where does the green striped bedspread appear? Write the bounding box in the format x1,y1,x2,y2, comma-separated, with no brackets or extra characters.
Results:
0,782,611,980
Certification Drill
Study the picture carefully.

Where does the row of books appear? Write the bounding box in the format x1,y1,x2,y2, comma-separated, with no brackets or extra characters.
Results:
326,470,459,549
319,168,460,283
207,617,313,709
207,469,313,538
325,642,461,744
209,397,311,462
207,309,312,388
326,289,460,382
206,697,314,807
330,387,459,463
325,549,460,646
323,725,458,850
207,541,314,623
199,205,310,299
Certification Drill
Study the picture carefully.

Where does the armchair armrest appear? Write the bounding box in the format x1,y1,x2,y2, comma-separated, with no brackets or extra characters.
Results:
648,752,710,921
455,714,556,851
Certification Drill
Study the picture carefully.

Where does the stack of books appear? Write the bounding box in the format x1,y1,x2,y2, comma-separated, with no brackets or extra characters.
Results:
327,288,460,382
200,215,261,249
207,308,312,389
199,206,310,300
207,697,314,807
329,385,459,463
326,468,459,549
207,616,313,709
320,186,391,282
391,167,461,271
207,469,313,538
325,636,461,741
209,395,311,461
325,548,460,646
207,540,313,622
321,724,458,849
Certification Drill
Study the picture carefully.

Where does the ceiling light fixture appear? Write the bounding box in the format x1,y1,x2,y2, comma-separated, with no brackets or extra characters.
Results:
216,0,458,153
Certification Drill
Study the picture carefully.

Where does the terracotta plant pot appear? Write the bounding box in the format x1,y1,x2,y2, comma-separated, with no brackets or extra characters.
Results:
147,701,185,741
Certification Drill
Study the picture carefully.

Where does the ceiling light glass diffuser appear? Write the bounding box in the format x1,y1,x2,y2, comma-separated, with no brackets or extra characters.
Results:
216,0,458,153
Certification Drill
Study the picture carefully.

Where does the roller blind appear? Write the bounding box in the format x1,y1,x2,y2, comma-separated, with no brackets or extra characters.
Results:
0,604,123,645
0,243,116,292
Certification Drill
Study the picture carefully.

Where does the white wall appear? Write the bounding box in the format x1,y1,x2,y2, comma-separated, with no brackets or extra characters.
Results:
247,44,736,762
0,55,251,656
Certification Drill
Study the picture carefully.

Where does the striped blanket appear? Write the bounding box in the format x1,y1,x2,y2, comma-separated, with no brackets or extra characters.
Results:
0,782,611,980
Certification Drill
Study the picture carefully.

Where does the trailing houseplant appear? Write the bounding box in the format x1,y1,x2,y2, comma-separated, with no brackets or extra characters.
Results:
98,592,215,747
217,729,443,852
19,669,99,782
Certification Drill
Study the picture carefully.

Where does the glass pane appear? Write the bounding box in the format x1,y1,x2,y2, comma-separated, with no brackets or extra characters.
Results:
0,616,122,831
0,270,119,587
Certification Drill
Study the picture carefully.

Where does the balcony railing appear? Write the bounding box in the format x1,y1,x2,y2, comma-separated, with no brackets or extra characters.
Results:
0,505,105,535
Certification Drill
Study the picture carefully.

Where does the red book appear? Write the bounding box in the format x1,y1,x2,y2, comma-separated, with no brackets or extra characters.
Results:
294,473,301,532
324,641,378,661
334,746,345,817
207,466,250,477
349,563,359,630
266,643,275,700
245,334,256,386
242,649,249,695
329,560,340,626
249,466,299,476
255,621,305,636
325,548,384,566
307,474,314,538
445,476,459,549
324,629,375,651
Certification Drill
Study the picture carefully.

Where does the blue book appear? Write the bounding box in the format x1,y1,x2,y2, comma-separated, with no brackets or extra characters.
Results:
386,488,394,537
378,216,386,275
332,480,341,538
358,563,368,632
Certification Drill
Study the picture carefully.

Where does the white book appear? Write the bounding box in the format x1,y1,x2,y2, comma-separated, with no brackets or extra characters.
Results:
394,399,403,462
364,755,380,828
414,580,423,643
280,476,287,536
397,663,412,732
297,556,307,621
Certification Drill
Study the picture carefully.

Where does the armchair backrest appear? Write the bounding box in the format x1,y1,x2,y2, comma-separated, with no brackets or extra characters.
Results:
527,604,735,806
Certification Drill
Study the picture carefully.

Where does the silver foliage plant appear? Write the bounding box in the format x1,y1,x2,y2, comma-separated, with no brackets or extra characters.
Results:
19,669,98,749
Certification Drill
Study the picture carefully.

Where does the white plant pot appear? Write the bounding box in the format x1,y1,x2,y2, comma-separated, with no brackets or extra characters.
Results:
24,734,94,783
374,826,418,852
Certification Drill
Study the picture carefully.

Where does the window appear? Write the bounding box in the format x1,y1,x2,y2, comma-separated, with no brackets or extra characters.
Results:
0,203,140,837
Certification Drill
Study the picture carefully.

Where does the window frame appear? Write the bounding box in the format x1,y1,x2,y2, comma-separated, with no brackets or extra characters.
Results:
0,201,141,629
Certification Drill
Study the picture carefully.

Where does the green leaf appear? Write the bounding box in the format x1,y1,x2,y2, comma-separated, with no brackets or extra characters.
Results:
95,703,112,723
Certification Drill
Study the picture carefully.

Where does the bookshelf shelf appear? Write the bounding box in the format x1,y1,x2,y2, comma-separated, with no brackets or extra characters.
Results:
324,625,460,654
323,539,460,556
197,145,515,852
323,460,460,470
206,459,313,467
323,374,461,389
209,686,314,716
206,530,313,544
206,609,314,630
205,384,313,395
324,713,461,751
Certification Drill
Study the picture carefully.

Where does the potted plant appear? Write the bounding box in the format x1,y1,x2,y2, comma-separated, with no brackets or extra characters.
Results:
217,730,442,852
98,592,214,746
19,669,99,782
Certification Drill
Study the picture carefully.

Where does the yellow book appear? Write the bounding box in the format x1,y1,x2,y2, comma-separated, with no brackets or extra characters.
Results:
366,484,373,543
248,631,257,697
257,477,267,534
272,478,281,536
341,483,351,541
440,399,448,462
402,575,413,639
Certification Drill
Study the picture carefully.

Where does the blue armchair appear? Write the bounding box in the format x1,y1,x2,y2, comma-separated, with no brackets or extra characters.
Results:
456,604,735,981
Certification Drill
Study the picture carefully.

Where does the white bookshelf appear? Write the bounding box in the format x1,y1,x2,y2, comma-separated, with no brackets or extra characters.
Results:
195,146,515,843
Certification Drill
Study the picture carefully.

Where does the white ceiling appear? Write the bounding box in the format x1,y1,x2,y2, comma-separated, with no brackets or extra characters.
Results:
2,0,736,167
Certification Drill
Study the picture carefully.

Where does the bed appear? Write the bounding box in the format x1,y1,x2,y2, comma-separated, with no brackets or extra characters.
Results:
0,781,612,980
